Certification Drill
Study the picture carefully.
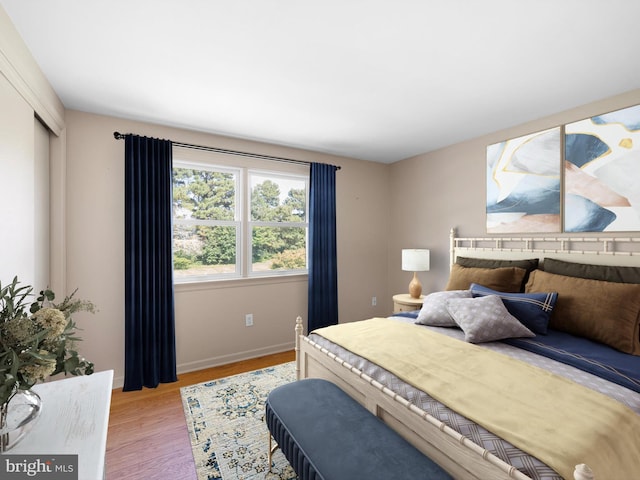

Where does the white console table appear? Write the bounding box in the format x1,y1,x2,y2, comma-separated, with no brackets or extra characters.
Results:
10,370,114,480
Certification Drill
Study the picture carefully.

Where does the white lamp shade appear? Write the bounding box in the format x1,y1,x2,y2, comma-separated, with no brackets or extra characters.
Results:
402,249,430,272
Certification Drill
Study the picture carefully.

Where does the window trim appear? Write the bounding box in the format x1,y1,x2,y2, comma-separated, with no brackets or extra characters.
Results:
172,153,309,284
246,169,309,277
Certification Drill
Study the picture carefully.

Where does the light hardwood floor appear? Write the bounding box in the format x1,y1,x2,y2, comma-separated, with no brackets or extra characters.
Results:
105,350,295,480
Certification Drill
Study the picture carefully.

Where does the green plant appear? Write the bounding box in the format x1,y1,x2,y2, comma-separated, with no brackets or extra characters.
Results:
173,256,193,270
270,248,306,270
0,277,96,405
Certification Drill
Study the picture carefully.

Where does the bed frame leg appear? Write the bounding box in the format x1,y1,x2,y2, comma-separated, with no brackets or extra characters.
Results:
573,464,594,480
295,316,303,381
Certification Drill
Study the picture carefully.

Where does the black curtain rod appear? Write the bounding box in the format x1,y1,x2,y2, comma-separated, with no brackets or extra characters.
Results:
113,131,340,170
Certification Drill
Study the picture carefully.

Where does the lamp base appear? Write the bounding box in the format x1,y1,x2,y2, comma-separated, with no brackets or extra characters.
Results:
408,272,422,299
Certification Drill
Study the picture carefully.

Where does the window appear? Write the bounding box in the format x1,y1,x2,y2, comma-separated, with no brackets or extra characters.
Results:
249,172,307,274
173,163,241,279
172,155,308,282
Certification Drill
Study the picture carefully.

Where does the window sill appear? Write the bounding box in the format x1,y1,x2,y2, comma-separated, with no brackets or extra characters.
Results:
174,273,308,293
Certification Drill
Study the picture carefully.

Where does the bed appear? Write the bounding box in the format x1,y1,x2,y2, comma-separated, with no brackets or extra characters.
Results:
294,229,640,480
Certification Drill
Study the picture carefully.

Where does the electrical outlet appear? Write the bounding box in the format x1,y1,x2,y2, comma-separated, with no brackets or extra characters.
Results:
245,313,254,327
372,296,377,306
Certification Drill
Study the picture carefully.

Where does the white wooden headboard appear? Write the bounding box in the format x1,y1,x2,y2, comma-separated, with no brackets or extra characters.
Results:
450,228,640,268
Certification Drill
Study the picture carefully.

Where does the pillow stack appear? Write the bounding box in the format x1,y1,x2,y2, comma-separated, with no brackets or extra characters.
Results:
426,255,640,356
416,289,536,343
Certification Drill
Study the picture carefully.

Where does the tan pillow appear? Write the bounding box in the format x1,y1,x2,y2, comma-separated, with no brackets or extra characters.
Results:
526,269,640,355
445,264,526,293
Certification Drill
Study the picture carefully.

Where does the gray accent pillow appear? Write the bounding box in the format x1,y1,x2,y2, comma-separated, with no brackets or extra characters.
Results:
446,295,535,343
542,257,640,284
416,290,472,326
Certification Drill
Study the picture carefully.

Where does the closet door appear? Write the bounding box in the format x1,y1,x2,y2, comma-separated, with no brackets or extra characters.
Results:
0,73,35,287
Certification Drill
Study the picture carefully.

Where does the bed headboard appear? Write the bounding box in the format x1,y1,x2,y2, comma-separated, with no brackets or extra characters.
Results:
450,228,640,268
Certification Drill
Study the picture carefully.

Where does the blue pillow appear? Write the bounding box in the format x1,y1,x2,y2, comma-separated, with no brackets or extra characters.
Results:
469,283,557,334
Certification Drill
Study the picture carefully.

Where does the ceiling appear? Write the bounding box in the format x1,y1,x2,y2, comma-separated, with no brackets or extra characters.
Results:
2,1,639,163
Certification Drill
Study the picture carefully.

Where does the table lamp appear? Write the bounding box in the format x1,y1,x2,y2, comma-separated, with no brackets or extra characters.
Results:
402,249,430,298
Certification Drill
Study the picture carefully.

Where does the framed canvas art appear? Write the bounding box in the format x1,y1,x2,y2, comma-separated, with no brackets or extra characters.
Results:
564,104,640,232
486,127,561,233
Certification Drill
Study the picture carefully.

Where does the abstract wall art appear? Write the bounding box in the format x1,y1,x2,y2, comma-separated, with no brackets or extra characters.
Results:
564,104,640,232
486,127,561,233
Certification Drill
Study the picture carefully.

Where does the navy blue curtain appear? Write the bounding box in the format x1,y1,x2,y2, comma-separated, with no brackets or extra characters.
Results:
308,162,339,332
123,134,177,391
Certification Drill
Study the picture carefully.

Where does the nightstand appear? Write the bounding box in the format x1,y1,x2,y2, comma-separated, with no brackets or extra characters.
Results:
393,294,425,312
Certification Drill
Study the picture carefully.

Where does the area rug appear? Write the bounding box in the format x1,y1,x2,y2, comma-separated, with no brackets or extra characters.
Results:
181,362,298,480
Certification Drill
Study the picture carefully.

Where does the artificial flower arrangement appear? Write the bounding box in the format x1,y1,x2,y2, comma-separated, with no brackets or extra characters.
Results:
0,277,95,406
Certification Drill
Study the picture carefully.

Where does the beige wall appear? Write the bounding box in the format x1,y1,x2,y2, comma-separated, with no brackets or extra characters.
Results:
335,155,391,321
387,89,640,297
64,110,391,387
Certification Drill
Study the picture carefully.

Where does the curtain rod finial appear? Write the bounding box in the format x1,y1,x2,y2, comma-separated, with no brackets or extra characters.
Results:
113,131,124,140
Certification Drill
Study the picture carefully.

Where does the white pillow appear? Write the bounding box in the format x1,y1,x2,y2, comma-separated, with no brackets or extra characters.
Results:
445,295,535,343
416,290,472,326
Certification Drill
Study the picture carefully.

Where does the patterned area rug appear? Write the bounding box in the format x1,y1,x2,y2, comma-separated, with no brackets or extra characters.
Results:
181,362,298,480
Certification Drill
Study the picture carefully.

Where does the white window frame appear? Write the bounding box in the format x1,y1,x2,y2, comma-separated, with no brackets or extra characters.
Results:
172,149,309,284
173,161,242,283
247,169,309,277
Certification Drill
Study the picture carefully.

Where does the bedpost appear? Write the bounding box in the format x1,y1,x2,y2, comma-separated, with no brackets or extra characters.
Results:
573,464,594,480
295,316,303,380
449,227,457,270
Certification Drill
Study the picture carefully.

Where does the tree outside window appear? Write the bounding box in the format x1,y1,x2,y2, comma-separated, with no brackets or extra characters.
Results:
172,163,308,281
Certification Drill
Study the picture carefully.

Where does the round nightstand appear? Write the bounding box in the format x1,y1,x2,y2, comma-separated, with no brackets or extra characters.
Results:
392,293,424,312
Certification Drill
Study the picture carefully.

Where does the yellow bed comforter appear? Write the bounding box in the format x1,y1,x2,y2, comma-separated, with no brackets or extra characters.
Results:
314,318,640,480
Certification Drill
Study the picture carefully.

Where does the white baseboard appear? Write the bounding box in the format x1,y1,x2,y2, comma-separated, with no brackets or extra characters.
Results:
177,341,295,376
110,341,295,389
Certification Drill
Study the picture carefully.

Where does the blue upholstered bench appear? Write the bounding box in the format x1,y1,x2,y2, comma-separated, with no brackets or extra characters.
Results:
265,378,453,480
